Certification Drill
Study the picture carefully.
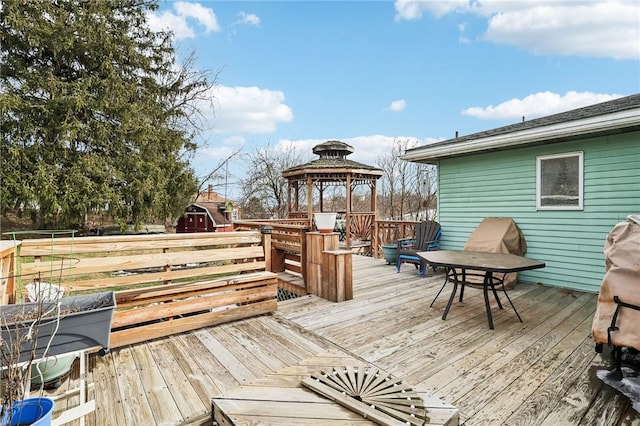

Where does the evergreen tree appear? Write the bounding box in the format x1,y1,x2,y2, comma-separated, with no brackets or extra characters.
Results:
1,0,212,229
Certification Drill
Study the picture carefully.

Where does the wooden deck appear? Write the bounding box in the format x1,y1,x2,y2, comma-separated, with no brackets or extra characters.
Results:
46,255,637,425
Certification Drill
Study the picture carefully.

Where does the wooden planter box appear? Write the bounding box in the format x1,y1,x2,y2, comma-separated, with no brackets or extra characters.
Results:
1,291,115,362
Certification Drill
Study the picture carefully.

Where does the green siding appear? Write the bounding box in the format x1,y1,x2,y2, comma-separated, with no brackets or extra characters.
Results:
437,131,640,293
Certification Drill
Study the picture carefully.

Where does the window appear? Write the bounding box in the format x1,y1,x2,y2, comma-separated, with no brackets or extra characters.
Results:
536,152,583,210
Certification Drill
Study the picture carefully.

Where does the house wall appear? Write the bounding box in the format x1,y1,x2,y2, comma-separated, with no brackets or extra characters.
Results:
437,130,640,293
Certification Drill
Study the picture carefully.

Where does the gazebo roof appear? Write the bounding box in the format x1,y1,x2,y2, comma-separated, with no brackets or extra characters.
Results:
282,140,383,178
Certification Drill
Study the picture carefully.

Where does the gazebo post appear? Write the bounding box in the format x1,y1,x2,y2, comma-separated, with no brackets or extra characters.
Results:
346,174,352,247
306,176,313,228
371,180,377,212
289,181,300,212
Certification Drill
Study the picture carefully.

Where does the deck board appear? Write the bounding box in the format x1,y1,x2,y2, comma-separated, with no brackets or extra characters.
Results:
147,339,207,422
505,337,601,425
464,310,595,423
55,255,635,425
417,291,594,394
164,336,221,408
114,346,157,425
132,342,185,425
177,333,239,395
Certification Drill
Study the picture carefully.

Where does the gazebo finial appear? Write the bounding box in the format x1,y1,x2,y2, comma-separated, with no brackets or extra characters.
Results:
312,140,354,159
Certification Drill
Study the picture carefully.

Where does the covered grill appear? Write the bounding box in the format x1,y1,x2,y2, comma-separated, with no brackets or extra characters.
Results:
592,215,640,380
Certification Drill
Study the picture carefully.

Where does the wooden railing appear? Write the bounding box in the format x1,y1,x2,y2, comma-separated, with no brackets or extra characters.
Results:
0,241,18,305
234,220,311,294
17,232,269,292
281,211,377,248
1,225,359,351
235,217,421,261
348,213,375,243
372,220,420,258
11,231,278,348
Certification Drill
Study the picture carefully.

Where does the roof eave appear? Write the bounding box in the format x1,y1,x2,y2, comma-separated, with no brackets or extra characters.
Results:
401,109,640,163
283,168,384,178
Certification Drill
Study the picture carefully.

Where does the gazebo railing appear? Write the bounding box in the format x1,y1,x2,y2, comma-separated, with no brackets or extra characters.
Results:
348,212,375,243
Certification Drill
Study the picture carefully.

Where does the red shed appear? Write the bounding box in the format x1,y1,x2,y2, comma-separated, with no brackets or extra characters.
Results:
177,187,238,233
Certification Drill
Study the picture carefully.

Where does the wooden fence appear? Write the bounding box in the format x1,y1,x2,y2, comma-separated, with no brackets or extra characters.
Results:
10,230,278,348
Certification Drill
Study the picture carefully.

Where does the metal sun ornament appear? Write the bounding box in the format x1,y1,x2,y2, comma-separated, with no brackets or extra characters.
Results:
302,366,429,426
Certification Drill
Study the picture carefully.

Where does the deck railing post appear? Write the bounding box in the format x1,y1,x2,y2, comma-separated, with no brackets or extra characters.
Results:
322,249,353,302
373,221,380,259
0,241,18,305
261,226,274,272
305,232,353,302
299,227,309,287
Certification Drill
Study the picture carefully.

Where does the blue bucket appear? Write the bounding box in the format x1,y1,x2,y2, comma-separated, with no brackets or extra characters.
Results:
3,397,54,426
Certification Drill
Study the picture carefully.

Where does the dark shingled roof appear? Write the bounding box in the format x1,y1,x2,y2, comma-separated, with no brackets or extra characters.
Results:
283,140,383,174
406,93,640,154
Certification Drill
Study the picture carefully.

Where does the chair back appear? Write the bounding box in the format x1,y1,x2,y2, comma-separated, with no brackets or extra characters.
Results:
415,220,441,251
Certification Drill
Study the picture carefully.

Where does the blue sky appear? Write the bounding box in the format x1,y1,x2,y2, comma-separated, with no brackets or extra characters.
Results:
149,1,640,194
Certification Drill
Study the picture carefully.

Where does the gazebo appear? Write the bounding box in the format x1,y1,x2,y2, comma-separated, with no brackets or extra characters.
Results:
282,140,383,247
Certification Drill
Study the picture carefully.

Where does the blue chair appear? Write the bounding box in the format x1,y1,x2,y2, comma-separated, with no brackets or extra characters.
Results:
396,221,441,275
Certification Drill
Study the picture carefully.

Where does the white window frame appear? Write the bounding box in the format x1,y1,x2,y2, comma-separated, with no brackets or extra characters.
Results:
536,151,584,211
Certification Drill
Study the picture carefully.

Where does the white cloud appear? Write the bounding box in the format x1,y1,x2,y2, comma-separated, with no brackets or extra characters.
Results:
461,91,626,120
199,141,242,161
147,11,195,39
237,12,261,27
484,2,639,60
192,86,292,177
274,138,318,157
345,135,413,166
395,1,640,60
274,135,435,169
222,135,246,146
210,86,293,134
148,2,220,40
387,99,407,112
394,0,470,20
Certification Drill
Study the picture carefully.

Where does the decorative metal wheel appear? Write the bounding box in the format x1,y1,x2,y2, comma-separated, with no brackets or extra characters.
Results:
302,366,429,426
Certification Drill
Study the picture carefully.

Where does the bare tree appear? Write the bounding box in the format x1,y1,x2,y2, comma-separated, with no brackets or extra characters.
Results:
195,148,243,201
239,144,304,219
395,140,413,219
408,162,438,220
377,139,413,219
377,146,400,219
378,139,437,220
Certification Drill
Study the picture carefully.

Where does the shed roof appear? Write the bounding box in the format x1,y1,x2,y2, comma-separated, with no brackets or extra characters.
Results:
402,93,640,164
189,201,230,226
